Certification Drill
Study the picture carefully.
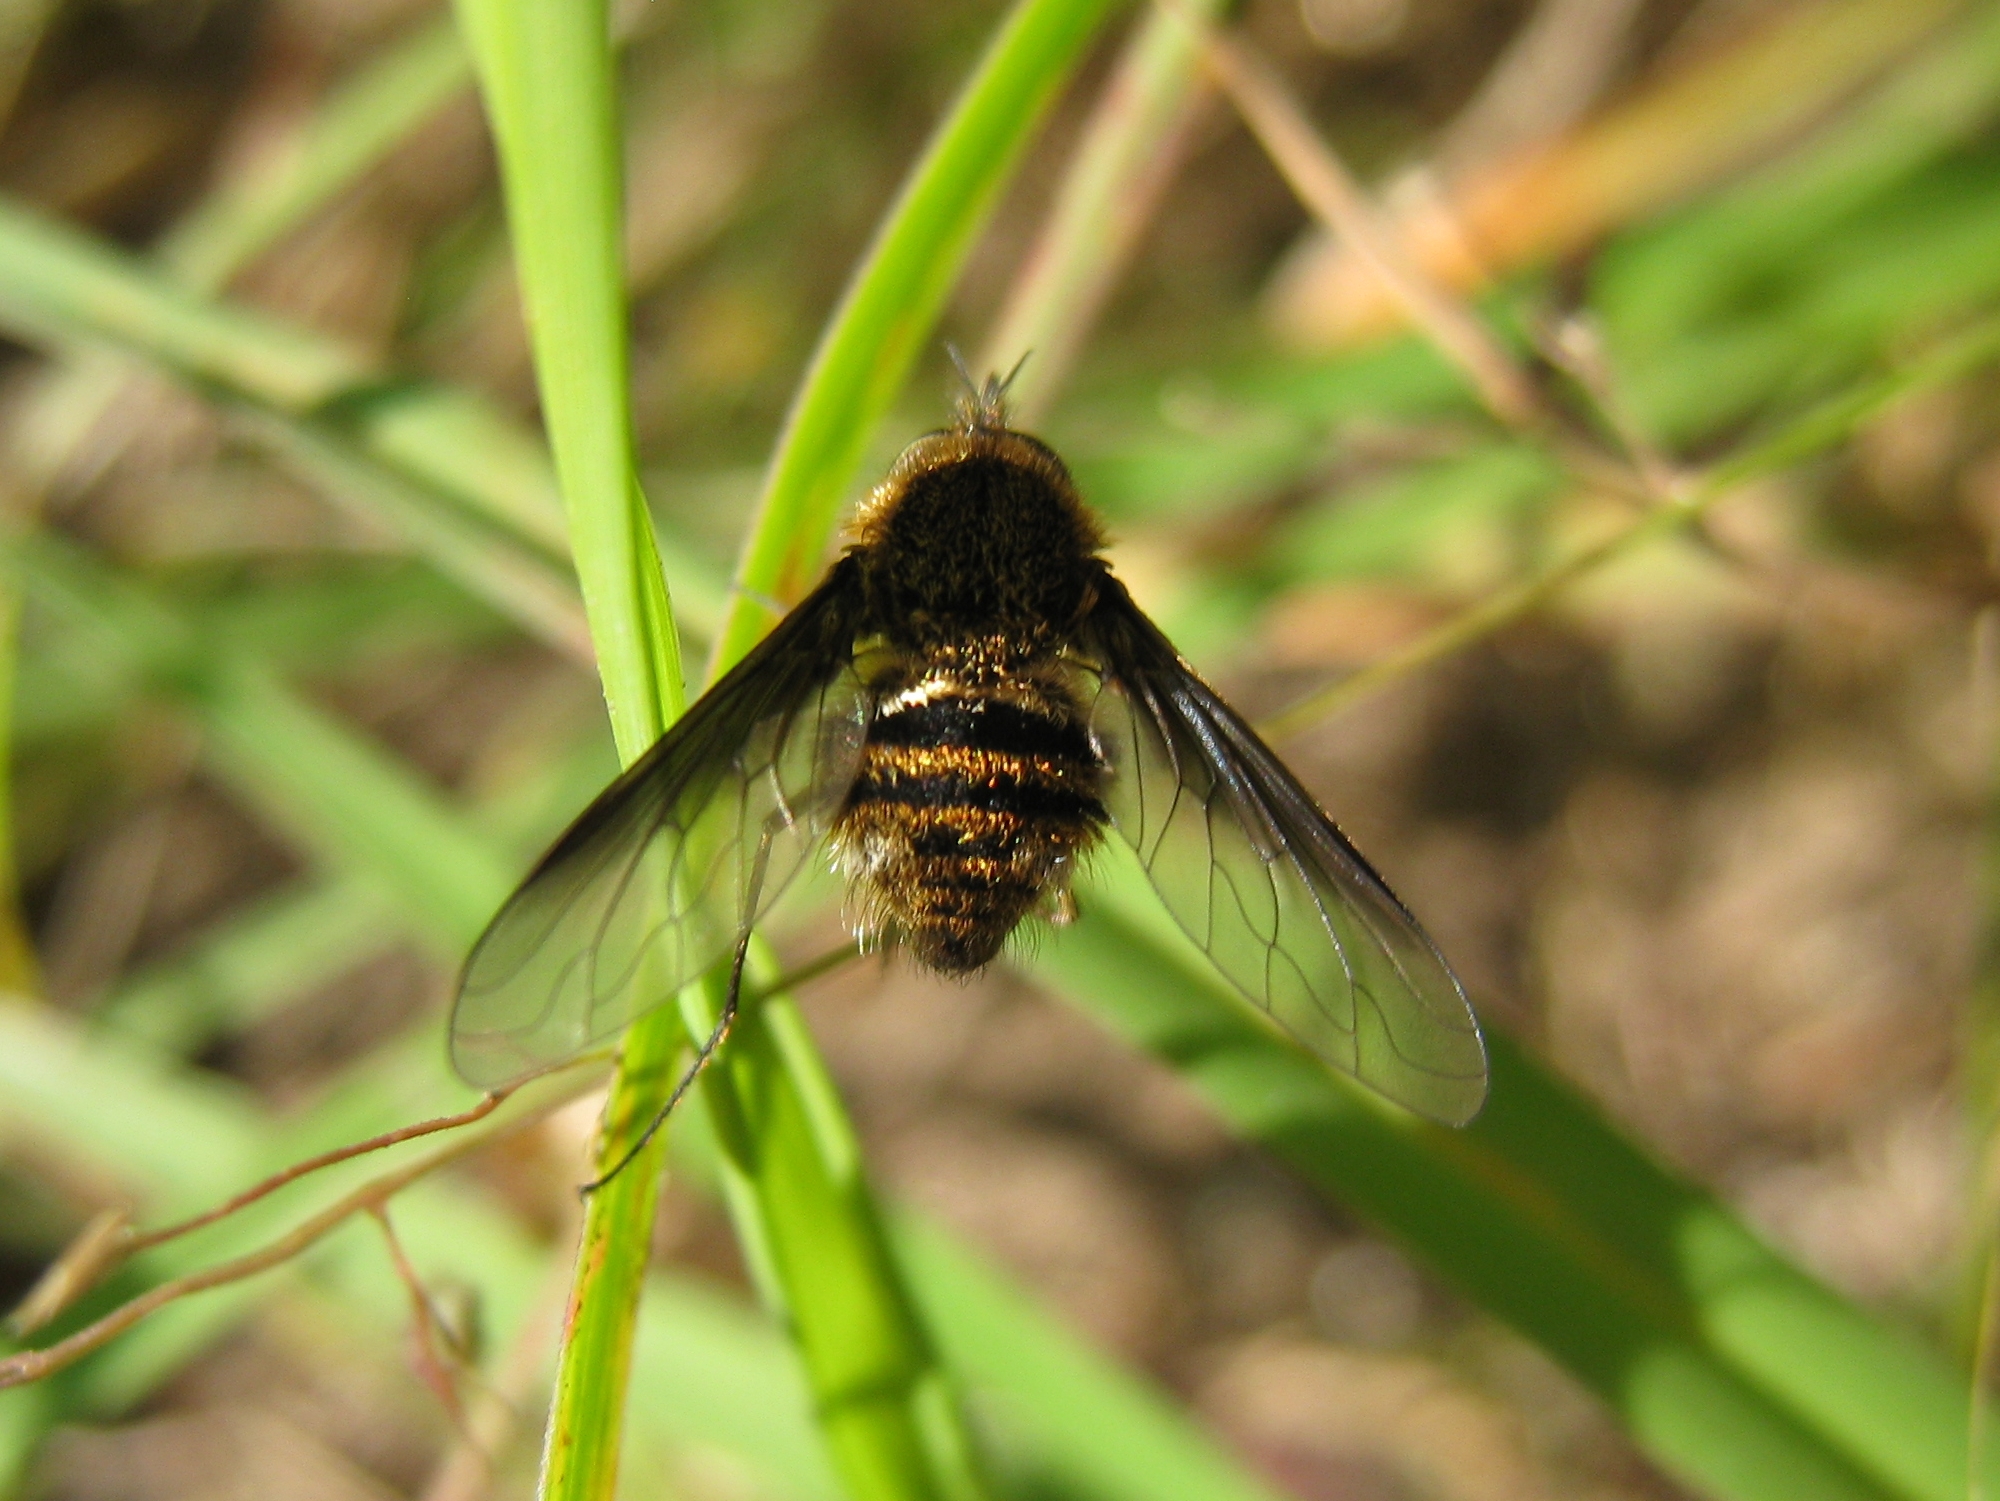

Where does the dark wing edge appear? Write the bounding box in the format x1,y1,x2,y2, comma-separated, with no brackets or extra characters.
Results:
1081,570,1487,1125
449,558,870,1089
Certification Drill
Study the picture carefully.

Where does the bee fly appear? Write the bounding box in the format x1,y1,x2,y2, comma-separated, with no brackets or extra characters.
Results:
451,368,1486,1180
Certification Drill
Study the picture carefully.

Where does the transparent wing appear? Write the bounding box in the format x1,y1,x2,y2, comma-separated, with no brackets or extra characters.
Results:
450,561,869,1088
1082,573,1487,1124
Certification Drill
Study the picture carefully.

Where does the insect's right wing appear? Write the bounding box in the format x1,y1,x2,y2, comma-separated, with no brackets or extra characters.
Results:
450,559,870,1089
1082,571,1487,1125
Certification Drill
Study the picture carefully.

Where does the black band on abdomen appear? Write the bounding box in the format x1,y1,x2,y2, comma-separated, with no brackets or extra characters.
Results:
868,691,1096,761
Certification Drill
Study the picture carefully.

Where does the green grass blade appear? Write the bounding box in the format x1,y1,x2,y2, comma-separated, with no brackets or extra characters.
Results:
238,408,592,659
15,8,477,498
160,13,471,291
0,1381,51,1497
894,1214,1286,1501
0,191,573,549
0,191,748,641
449,2,685,1498
0,193,580,579
94,877,401,1052
715,0,1127,668
0,582,35,994
10,531,512,952
451,0,678,754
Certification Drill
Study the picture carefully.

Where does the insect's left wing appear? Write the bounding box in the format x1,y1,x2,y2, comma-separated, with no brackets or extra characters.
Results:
450,559,870,1088
1082,572,1487,1125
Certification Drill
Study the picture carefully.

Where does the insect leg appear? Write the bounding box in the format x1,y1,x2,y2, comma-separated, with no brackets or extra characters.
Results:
579,929,748,1196
580,823,781,1195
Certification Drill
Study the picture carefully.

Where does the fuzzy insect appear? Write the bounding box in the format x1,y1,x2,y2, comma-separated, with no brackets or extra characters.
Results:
450,371,1486,1178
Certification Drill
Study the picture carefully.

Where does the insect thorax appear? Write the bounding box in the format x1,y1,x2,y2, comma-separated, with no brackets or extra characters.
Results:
850,423,1105,650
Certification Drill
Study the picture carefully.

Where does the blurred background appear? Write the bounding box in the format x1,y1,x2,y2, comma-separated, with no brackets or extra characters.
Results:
1,0,1997,1497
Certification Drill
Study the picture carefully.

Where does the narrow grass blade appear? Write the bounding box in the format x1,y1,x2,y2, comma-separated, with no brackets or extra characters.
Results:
17,7,475,503
451,0,679,753
239,408,592,660
0,585,37,993
0,194,572,550
160,13,471,292
10,531,512,952
93,878,401,1053
893,1214,1286,1501
1260,306,2000,739
716,0,1127,667
449,3,685,1498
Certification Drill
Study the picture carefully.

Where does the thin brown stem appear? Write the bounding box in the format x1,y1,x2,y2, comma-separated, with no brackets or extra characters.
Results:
1175,3,1543,431
418,1250,572,1501
1534,312,1687,504
10,1053,611,1337
0,1081,589,1390
1169,0,1690,530
373,1204,473,1434
127,1090,513,1254
1256,495,1673,740
1256,307,2000,740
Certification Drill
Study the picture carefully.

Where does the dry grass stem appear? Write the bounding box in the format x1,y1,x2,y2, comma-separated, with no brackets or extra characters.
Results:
0,1077,596,1390
1175,3,1543,431
373,1204,476,1434
417,1251,573,1501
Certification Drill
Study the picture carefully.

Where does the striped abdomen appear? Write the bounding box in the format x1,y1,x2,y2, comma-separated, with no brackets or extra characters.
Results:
834,676,1106,972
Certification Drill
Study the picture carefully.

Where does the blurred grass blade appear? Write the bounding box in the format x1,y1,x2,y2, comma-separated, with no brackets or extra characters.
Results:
160,13,471,291
1034,848,1994,1501
1265,0,1965,346
716,0,1127,668
0,199,725,658
0,584,36,993
893,1215,1286,1501
239,408,592,660
16,8,475,497
1594,0,2000,351
1261,305,2000,739
0,191,568,547
0,194,585,605
93,718,612,1055
10,530,512,952
0,12,480,997
95,877,401,1053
